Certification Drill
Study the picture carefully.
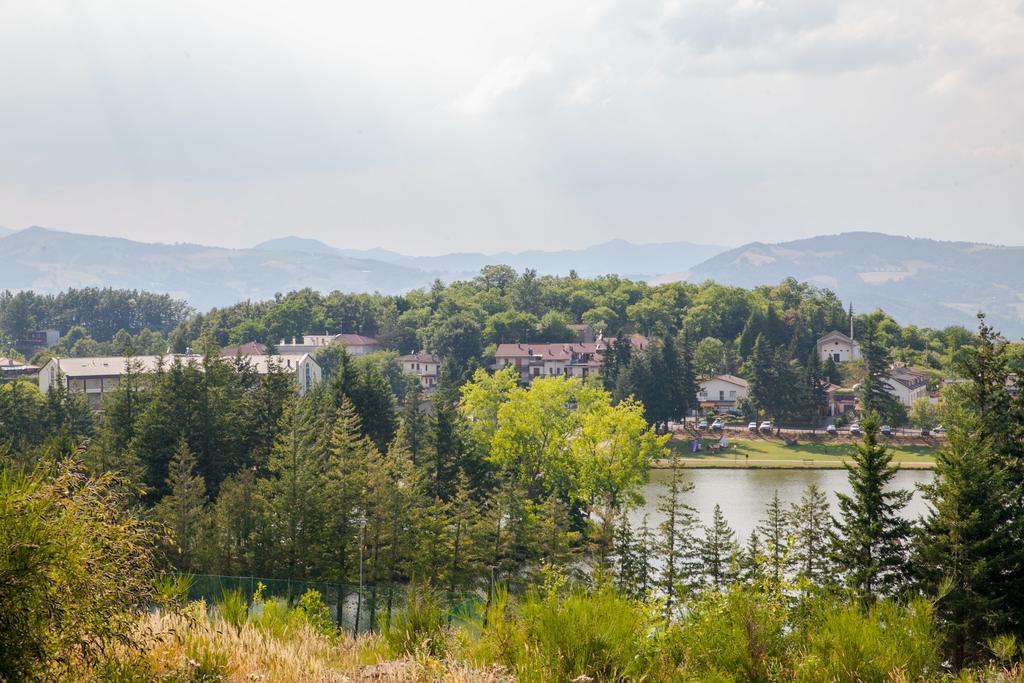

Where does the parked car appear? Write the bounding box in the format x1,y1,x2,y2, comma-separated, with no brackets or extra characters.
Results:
920,426,931,436
825,424,837,435
748,422,758,432
697,419,708,430
932,425,946,435
711,419,724,431
759,421,773,432
880,424,892,436
849,423,861,436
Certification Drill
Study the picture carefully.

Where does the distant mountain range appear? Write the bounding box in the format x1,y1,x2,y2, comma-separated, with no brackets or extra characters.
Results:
253,236,727,280
666,231,1024,337
0,225,13,238
3,227,1023,336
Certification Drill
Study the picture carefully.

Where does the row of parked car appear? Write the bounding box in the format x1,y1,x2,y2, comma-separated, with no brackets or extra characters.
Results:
693,419,946,437
827,423,946,437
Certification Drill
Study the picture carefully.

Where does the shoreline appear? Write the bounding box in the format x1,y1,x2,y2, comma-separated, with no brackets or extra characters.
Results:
652,458,936,471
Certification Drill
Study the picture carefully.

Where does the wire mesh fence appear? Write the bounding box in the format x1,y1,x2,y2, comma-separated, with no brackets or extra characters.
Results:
187,574,482,633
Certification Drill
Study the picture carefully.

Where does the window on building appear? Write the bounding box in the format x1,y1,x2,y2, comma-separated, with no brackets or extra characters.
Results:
833,353,841,362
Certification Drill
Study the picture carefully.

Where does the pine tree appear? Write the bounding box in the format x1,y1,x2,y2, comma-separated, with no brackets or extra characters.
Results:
326,395,370,585
830,413,911,603
824,355,842,386
260,395,331,580
858,322,902,424
154,438,208,571
739,531,765,584
788,484,831,584
757,491,790,585
803,348,827,424
395,383,427,466
656,461,699,615
700,504,739,589
915,410,1019,670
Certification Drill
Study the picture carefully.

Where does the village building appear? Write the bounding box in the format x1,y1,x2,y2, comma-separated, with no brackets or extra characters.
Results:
399,351,441,390
221,341,268,356
887,366,930,407
0,357,40,381
697,374,750,411
816,330,861,363
38,353,321,408
493,333,648,385
824,383,857,416
276,333,381,356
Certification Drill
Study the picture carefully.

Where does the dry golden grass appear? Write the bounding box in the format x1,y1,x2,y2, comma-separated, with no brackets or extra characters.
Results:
91,608,512,683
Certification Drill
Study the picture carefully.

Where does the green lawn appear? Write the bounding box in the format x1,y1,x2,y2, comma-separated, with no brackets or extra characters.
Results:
664,435,936,469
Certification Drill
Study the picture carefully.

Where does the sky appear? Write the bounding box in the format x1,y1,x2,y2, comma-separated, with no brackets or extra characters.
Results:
1,0,1022,254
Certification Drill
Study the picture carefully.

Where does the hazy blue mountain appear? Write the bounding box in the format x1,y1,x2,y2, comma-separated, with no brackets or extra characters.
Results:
0,225,12,238
677,232,1024,337
0,227,435,310
254,235,729,279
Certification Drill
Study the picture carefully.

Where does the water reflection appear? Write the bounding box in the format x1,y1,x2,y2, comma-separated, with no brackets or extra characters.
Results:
630,468,934,540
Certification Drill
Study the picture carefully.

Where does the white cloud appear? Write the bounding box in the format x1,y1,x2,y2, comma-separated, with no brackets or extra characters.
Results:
455,53,552,115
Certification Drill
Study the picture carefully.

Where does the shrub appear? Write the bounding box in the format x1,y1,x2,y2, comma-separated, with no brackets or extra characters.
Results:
483,586,654,682
218,588,249,633
793,597,942,682
381,583,450,656
667,584,791,681
0,457,156,681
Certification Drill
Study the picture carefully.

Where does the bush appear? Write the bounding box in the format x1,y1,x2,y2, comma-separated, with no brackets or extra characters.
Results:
0,458,156,681
667,584,791,681
380,583,450,656
481,586,655,682
793,597,942,682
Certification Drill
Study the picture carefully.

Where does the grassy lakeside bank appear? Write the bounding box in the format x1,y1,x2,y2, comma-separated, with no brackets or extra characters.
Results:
661,434,937,469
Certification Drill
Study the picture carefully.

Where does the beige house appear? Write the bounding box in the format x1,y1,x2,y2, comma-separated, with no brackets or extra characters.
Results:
493,334,648,385
39,353,321,408
816,330,861,363
399,352,441,390
277,333,382,356
697,374,750,410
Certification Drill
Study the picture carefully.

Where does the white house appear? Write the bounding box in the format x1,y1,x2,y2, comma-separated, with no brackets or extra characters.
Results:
886,366,930,407
39,353,321,408
816,330,861,363
697,374,750,410
492,334,647,385
398,352,441,390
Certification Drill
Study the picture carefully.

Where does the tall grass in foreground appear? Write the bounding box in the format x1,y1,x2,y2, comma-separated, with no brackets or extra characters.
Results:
81,583,1024,682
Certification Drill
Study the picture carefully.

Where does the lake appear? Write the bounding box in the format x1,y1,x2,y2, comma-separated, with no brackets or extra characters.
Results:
629,468,934,541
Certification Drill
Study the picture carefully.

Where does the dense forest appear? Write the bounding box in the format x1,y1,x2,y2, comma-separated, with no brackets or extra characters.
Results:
4,274,1024,679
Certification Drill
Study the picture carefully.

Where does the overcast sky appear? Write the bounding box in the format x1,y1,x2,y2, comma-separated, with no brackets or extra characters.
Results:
1,0,1022,254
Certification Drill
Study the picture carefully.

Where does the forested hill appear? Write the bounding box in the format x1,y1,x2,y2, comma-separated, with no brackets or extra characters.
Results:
676,232,1024,337
0,227,433,309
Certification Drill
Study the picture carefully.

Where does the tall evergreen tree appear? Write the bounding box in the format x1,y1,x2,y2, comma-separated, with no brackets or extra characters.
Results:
789,484,831,585
830,413,911,603
700,503,739,589
757,491,790,585
656,461,699,615
154,438,208,571
915,410,1019,669
858,322,902,424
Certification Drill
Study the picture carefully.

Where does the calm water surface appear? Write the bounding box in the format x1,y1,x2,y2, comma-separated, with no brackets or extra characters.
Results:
630,468,934,540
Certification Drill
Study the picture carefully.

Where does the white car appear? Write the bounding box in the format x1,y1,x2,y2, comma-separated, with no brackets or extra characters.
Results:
849,423,861,435
697,419,708,430
825,424,837,435
759,421,773,432
711,419,724,431
748,422,758,432
932,425,946,435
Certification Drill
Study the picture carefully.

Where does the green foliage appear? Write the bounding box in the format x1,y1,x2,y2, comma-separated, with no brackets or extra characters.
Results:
792,597,941,682
380,584,450,656
831,413,912,603
154,572,196,612
484,587,655,682
0,457,156,681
